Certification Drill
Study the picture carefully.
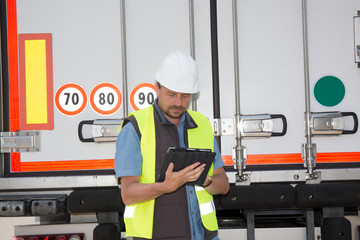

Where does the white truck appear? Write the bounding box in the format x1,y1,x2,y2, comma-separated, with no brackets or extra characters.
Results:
1,0,360,239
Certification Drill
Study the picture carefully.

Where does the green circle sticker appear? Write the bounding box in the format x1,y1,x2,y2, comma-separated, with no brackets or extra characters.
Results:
314,76,345,107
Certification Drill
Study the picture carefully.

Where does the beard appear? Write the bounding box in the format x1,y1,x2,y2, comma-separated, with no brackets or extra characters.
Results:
162,105,186,119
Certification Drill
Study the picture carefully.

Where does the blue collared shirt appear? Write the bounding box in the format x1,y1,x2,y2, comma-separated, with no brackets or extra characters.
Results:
115,102,223,240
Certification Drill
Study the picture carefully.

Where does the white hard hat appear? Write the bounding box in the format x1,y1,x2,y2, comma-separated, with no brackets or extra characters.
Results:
155,51,199,94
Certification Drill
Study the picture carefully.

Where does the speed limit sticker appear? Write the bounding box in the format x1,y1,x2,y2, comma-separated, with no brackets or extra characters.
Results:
55,83,87,116
130,83,156,111
90,83,122,115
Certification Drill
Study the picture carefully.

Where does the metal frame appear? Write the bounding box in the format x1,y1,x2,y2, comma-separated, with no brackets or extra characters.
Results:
0,167,358,191
120,0,128,118
0,0,10,178
0,175,118,191
227,168,360,185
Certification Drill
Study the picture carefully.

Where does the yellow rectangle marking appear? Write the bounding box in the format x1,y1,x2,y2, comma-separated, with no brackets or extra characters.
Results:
25,40,48,124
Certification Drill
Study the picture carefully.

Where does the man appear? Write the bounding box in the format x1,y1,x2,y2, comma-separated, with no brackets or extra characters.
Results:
115,51,230,240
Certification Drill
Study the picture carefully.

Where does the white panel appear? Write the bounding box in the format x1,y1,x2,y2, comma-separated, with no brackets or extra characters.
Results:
193,0,213,119
125,0,190,111
307,0,360,154
217,0,237,156
17,0,122,163
217,0,305,156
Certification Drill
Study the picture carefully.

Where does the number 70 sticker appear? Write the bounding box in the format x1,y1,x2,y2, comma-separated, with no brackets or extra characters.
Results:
130,83,156,111
55,83,87,116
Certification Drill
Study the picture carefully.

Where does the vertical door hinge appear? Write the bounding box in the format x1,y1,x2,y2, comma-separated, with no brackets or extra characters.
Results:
210,118,234,136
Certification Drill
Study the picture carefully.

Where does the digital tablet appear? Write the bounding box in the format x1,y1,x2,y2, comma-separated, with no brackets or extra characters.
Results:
157,147,216,185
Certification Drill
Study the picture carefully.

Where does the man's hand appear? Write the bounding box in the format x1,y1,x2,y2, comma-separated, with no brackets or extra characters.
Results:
163,162,205,193
120,162,205,205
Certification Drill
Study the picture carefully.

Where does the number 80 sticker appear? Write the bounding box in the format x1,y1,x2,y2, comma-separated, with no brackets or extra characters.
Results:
130,83,156,111
90,83,122,115
55,83,87,116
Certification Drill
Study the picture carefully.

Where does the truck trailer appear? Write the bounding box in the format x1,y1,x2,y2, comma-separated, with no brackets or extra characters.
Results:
1,0,360,239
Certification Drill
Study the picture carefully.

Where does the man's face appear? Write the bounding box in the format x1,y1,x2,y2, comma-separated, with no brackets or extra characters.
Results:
156,83,192,122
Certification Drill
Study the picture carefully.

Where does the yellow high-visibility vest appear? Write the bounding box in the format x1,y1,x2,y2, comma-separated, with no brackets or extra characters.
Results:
122,106,218,239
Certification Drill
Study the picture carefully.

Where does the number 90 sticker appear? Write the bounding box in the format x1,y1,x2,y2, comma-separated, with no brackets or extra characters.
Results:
55,83,87,116
90,83,122,115
130,83,156,111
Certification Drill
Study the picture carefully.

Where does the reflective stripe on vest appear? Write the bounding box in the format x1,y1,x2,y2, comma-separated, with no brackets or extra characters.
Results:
123,106,155,239
188,110,218,231
123,106,218,238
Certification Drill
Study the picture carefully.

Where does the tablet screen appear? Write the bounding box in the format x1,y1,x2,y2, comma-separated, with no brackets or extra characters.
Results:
157,147,216,185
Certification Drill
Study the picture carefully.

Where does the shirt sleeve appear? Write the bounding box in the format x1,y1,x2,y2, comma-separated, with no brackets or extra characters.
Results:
213,136,225,170
114,122,143,177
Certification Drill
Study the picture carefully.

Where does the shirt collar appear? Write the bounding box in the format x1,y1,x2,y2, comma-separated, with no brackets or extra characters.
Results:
153,98,197,129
